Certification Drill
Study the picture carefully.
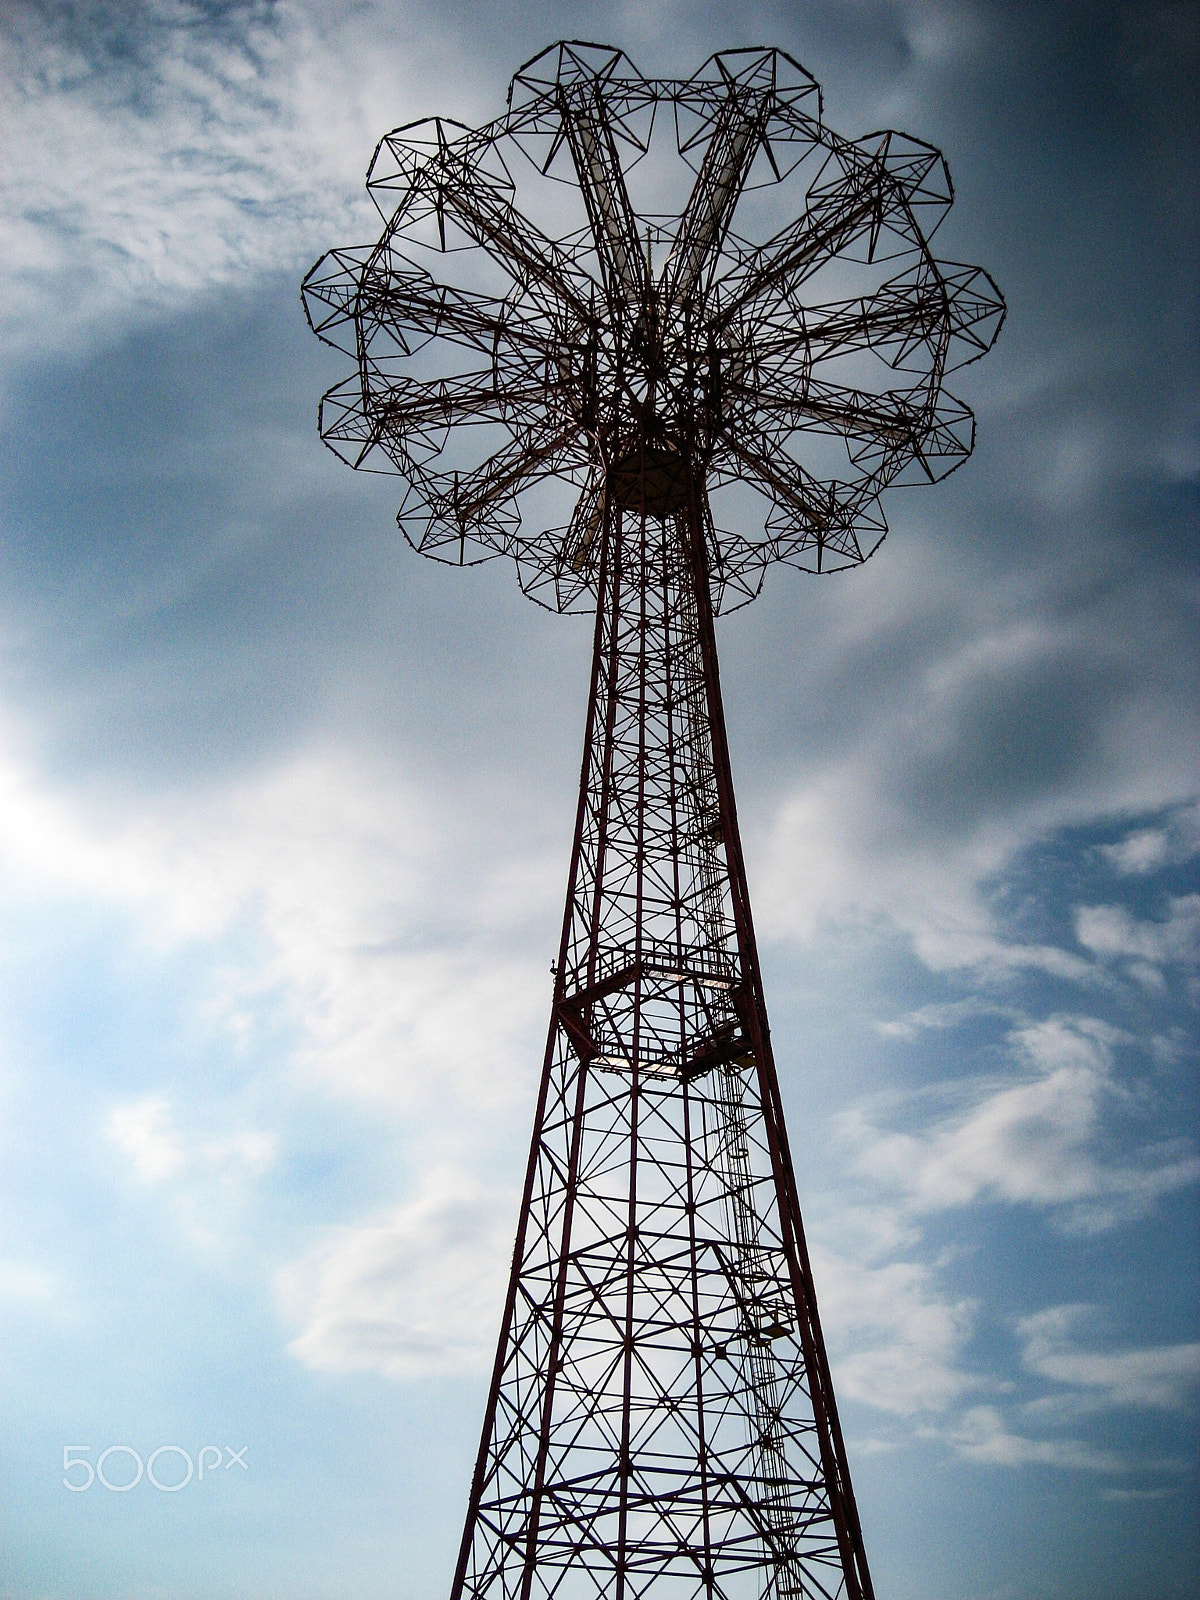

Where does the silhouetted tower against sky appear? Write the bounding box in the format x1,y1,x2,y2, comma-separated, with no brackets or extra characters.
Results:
304,41,1003,1600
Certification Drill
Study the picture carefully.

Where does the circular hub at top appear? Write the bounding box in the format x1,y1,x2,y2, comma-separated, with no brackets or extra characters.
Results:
608,447,693,517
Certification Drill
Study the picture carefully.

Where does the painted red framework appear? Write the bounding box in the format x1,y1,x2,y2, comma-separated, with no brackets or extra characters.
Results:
303,41,1003,1599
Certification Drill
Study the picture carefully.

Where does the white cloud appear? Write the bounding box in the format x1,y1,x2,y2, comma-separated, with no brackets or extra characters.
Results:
811,1240,979,1416
745,530,1200,996
948,1405,1125,1472
0,0,488,362
1098,827,1171,875
755,716,1100,991
285,942,544,1113
812,1002,1198,1473
1074,895,1200,991
808,996,1198,1474
277,1166,513,1379
106,1094,276,1185
876,995,1019,1041
0,712,549,1117
839,1015,1199,1231
1100,1485,1181,1503
1096,806,1200,877
1038,416,1110,511
106,1093,278,1256
108,1096,188,1182
1018,1306,1200,1412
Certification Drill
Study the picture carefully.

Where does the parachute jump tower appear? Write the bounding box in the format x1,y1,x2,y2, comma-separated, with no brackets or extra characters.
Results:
304,41,1003,1600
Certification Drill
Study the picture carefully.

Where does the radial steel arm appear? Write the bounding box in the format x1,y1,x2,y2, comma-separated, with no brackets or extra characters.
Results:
556,81,647,312
662,84,767,313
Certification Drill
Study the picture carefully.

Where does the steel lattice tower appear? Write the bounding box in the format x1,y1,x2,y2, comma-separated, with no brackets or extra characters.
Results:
303,41,1003,1600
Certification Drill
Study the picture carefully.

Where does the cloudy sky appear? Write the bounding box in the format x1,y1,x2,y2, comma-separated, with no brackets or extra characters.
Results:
0,2,1196,1597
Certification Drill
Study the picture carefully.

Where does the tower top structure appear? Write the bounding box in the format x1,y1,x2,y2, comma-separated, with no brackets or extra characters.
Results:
304,40,1004,613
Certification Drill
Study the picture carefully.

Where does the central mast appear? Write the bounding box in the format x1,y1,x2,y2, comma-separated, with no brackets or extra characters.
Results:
450,481,873,1598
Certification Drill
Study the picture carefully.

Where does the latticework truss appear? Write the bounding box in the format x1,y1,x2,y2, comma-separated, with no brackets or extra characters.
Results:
304,40,1002,613
302,39,1004,1600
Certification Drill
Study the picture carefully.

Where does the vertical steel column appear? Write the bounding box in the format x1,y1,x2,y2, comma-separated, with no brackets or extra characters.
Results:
449,502,617,1600
682,484,875,1600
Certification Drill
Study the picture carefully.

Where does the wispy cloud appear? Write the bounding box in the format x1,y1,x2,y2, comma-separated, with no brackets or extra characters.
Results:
839,1015,1198,1232
0,1258,60,1303
1096,805,1200,876
810,992,1198,1477
1017,1306,1200,1413
812,1242,980,1417
935,1306,1200,1476
277,1166,513,1379
1100,1485,1183,1503
0,0,487,362
876,995,1021,1041
1074,895,1200,995
1098,827,1171,875
948,1405,1125,1472
108,1096,190,1182
0,717,549,1119
107,1095,276,1186
749,544,1200,993
106,1093,277,1254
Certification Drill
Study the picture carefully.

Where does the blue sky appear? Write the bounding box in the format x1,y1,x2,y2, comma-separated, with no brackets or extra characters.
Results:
0,2,1196,1598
